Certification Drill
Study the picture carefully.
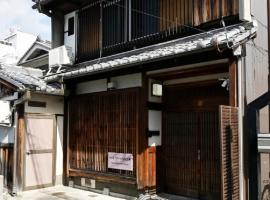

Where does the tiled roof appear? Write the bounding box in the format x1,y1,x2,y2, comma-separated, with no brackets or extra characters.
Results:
44,22,257,82
0,65,62,94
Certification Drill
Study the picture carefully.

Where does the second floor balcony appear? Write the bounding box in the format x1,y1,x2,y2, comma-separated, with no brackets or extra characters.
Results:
43,0,240,64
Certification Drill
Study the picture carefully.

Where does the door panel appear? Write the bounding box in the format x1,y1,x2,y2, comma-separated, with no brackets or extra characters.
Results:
163,111,200,197
25,153,53,187
24,116,55,190
161,84,227,199
163,111,221,198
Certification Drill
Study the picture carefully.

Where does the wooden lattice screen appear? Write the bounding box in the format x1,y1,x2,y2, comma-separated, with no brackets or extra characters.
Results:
219,105,239,200
68,88,139,177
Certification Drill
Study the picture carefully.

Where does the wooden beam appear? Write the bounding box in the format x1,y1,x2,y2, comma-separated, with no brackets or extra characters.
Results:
68,169,137,185
229,59,237,107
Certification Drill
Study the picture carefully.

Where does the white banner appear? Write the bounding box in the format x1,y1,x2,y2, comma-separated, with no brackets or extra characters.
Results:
108,152,133,171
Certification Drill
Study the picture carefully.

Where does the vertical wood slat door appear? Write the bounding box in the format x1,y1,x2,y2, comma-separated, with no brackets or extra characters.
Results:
163,111,221,199
24,115,55,190
163,111,200,197
219,105,239,200
69,88,139,177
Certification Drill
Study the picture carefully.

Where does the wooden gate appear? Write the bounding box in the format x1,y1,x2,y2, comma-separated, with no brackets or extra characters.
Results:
162,111,221,198
68,88,139,177
161,84,229,199
24,115,55,190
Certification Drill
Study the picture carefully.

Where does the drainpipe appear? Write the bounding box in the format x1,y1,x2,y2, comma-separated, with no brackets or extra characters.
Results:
239,0,252,22
238,56,244,200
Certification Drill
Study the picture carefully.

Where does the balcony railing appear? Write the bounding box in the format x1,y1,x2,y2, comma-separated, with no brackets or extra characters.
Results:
77,0,239,62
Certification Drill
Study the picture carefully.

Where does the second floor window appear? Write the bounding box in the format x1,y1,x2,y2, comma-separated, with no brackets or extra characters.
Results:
68,17,75,36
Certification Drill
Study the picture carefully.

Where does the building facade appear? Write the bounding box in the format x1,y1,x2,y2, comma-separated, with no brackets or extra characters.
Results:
33,0,269,199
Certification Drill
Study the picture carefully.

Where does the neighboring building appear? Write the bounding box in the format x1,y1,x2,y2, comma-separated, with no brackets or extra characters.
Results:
0,31,54,194
17,38,51,73
0,31,37,66
32,0,267,200
0,65,64,193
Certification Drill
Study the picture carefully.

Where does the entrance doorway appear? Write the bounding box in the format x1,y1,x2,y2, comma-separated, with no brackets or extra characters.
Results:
160,82,229,199
24,115,55,190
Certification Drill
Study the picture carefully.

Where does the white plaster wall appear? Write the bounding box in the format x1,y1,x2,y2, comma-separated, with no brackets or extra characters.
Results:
148,110,162,146
76,79,107,95
76,73,142,95
24,94,64,115
56,116,63,185
64,11,77,56
5,31,37,61
245,0,269,133
110,73,142,89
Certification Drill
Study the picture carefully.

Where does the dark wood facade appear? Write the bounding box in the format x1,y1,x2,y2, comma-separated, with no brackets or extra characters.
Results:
68,88,139,179
63,57,242,199
77,0,240,62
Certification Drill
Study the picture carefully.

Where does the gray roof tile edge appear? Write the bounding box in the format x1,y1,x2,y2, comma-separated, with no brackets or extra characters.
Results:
0,67,62,95
44,22,257,82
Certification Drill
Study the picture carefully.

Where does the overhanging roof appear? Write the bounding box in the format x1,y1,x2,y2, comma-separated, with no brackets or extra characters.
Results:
44,22,257,82
0,65,62,94
17,41,50,70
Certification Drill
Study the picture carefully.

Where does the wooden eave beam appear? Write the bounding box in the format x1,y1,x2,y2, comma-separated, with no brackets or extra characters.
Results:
0,79,18,92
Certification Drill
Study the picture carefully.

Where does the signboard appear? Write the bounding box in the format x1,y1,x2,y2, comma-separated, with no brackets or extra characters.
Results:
108,152,133,171
0,101,11,126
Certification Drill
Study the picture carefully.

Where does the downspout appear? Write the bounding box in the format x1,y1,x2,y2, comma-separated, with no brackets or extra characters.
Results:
239,0,252,22
238,56,244,200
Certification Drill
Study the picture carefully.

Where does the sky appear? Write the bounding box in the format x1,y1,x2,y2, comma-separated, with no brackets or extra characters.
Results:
0,0,51,41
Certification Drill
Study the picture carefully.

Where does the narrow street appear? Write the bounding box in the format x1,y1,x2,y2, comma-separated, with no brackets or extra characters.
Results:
4,186,125,200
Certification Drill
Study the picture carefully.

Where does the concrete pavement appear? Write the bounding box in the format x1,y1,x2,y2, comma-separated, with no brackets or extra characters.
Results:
3,186,125,200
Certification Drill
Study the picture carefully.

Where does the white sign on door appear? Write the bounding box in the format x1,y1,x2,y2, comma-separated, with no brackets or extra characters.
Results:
108,152,133,171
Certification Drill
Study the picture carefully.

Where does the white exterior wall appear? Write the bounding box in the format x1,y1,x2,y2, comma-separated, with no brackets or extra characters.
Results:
24,93,64,115
76,73,142,95
244,0,269,196
64,11,77,56
245,0,269,132
4,31,37,64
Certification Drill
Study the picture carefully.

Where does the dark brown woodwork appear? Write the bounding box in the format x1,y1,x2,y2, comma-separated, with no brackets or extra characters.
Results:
77,0,239,62
69,168,136,185
17,106,25,191
219,105,239,200
229,59,237,107
160,83,229,199
68,88,140,179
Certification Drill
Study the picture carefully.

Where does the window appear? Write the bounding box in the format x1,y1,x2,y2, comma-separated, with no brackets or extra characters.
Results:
68,17,75,36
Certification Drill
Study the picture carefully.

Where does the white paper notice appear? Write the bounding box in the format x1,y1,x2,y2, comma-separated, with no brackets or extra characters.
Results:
108,152,133,171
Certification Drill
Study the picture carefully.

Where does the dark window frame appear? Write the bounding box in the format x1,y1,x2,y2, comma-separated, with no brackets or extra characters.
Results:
68,17,75,36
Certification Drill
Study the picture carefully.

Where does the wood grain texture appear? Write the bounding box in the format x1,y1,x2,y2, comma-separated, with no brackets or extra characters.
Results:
219,106,239,200
159,83,228,199
68,88,139,178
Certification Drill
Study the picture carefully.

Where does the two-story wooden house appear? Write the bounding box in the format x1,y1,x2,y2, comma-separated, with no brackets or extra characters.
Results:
31,0,269,199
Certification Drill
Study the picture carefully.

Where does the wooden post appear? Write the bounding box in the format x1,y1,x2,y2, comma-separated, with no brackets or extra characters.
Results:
229,59,237,107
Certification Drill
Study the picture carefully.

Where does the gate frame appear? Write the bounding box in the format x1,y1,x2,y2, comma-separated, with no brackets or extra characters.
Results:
22,114,57,191
247,91,270,200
